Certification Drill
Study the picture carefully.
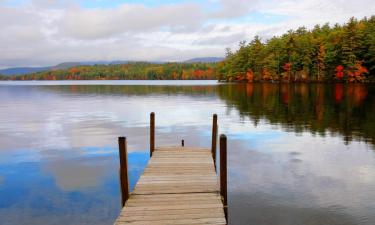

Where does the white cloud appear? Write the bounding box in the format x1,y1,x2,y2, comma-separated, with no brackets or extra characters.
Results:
212,0,261,18
0,0,374,68
58,3,205,39
262,0,375,30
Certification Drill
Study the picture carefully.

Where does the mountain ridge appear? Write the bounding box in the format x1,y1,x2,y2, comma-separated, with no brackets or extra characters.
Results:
0,57,224,76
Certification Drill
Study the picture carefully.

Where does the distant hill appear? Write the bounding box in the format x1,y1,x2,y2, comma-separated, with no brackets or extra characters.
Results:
0,58,223,76
0,61,129,76
0,62,81,76
0,66,51,76
184,57,224,63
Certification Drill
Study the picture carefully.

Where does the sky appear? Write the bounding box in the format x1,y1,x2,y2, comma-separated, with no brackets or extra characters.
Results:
0,0,374,68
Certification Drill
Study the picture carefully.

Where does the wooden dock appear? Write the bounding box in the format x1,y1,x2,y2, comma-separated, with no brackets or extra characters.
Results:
114,113,228,225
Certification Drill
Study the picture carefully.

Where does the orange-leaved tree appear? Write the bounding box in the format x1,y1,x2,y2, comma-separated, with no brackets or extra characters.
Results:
282,62,292,81
262,68,272,81
347,61,368,82
246,70,254,83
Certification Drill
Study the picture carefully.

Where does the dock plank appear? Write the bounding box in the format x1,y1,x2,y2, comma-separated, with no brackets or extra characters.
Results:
114,146,226,225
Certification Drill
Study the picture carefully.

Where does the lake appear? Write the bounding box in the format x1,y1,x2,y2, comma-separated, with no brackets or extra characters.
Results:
0,80,374,225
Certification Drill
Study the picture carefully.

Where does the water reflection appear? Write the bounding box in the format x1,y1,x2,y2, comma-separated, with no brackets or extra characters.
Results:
0,81,374,225
0,152,147,225
217,83,375,146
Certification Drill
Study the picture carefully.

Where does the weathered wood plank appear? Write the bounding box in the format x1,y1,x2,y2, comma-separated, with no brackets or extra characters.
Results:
114,146,226,225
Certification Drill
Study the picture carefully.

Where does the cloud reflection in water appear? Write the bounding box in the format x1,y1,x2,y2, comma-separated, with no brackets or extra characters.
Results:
0,82,374,225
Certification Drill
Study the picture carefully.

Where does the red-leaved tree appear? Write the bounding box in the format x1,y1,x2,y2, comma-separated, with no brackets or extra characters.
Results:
335,65,344,80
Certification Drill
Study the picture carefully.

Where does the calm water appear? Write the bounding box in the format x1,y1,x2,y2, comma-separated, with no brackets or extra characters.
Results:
0,81,374,225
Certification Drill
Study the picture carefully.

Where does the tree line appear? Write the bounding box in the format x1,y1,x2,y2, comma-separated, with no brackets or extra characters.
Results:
217,16,375,83
1,62,216,80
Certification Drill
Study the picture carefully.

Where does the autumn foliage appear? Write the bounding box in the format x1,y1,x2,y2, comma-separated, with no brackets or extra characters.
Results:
217,16,375,83
246,70,254,82
262,68,272,81
283,63,292,73
335,65,344,80
347,61,369,82
282,63,292,81
8,63,217,81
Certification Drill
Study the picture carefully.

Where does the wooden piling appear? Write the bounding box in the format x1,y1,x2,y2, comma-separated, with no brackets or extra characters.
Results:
118,136,129,207
211,114,218,168
220,134,228,221
150,112,155,157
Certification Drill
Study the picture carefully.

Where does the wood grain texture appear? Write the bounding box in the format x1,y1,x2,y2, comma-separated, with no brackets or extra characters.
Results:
114,146,226,225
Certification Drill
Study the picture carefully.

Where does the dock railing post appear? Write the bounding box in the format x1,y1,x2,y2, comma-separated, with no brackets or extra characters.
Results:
150,112,155,157
211,114,218,169
220,134,228,221
118,136,129,207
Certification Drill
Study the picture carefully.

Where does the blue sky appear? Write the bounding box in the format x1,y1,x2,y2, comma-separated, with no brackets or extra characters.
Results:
0,0,374,68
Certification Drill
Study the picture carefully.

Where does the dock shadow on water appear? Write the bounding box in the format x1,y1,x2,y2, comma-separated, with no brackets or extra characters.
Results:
0,81,374,225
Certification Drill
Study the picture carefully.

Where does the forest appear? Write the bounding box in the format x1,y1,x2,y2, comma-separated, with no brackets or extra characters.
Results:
217,16,375,82
1,62,216,80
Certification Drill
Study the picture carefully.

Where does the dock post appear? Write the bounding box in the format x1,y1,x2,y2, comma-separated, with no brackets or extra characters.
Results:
220,134,228,221
181,139,184,147
150,112,155,157
211,114,218,168
118,136,129,207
